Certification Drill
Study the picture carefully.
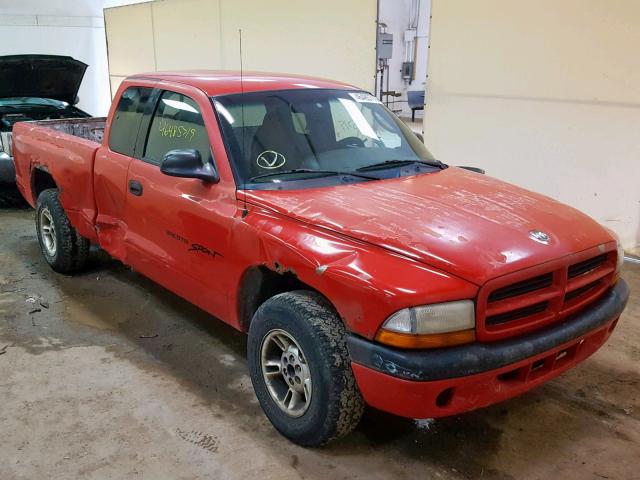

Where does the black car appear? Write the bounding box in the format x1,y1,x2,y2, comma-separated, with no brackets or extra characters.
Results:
0,55,91,204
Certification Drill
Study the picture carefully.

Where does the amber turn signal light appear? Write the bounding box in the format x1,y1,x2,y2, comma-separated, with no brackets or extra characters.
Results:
376,328,476,349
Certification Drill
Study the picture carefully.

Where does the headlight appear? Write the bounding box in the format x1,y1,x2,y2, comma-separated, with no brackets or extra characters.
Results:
376,300,475,349
604,229,624,284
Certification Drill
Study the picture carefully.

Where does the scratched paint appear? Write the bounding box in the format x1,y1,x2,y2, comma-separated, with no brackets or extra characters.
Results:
245,167,613,285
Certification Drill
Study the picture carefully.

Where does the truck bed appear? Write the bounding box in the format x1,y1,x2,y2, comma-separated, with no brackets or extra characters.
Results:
13,117,107,242
26,117,106,143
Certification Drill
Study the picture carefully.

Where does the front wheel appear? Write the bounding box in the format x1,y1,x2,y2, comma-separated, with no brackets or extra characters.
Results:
248,290,365,446
36,189,90,273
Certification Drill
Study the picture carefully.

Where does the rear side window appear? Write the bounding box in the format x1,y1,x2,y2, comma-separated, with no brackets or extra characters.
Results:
144,91,212,165
108,87,153,156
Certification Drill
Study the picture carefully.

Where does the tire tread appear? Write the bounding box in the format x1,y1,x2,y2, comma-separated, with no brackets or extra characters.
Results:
283,291,365,443
249,290,364,446
36,189,90,273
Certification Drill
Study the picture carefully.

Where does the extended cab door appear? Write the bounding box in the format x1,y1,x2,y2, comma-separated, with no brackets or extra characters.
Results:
124,86,237,320
94,84,156,259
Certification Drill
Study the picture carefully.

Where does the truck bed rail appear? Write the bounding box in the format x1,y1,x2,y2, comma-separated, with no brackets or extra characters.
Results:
25,117,106,144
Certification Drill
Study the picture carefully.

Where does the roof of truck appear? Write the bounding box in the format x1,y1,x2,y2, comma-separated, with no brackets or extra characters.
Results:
128,70,359,96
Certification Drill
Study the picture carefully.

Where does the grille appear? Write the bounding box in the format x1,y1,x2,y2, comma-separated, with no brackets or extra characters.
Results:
487,301,549,326
488,273,553,302
564,280,600,302
477,247,617,341
568,254,607,278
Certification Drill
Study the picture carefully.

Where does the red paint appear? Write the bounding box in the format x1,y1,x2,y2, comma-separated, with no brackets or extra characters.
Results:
245,168,613,286
130,70,357,96
352,315,619,419
12,71,624,419
475,244,617,341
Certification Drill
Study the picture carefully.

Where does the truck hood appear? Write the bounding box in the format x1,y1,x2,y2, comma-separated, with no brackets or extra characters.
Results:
244,168,614,285
0,55,87,104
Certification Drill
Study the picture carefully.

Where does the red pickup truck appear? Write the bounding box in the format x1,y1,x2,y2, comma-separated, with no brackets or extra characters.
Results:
13,71,629,446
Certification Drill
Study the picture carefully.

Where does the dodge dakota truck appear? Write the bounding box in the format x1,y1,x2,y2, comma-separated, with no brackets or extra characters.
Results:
13,71,629,446
0,55,91,205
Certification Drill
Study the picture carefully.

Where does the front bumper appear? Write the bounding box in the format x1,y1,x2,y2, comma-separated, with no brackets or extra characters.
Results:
0,152,16,184
347,279,629,418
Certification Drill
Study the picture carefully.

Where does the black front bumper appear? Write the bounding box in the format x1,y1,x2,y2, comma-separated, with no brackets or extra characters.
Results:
348,279,629,382
0,153,15,184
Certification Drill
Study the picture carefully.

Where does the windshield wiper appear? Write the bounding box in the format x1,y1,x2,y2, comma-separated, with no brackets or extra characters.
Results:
248,169,379,183
357,159,446,172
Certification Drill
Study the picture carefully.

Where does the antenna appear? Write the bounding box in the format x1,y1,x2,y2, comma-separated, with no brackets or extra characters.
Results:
239,28,248,218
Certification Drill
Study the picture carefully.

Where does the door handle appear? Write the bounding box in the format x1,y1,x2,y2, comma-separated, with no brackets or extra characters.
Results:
128,179,143,196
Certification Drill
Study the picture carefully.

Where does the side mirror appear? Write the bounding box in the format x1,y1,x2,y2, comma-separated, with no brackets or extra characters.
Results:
160,149,219,183
458,166,485,174
415,132,424,143
73,95,80,106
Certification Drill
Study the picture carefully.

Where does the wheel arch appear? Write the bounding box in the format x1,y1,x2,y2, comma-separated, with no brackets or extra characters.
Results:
31,166,57,203
236,265,337,333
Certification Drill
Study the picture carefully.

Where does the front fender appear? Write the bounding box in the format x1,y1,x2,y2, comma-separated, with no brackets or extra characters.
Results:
233,206,478,339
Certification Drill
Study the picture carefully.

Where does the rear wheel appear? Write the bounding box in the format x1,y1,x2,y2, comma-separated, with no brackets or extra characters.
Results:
248,290,364,446
36,189,90,273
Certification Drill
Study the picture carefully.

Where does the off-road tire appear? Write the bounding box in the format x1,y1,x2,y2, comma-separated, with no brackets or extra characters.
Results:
36,189,90,273
248,290,365,446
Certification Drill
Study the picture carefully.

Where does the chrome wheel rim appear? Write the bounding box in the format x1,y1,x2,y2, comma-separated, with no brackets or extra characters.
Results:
260,329,312,417
39,208,57,256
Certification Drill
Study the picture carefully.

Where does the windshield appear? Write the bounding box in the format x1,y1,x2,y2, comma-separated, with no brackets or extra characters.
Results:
0,97,69,108
212,89,442,190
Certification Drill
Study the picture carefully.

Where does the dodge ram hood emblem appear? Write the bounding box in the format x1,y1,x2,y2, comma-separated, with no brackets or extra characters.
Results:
529,230,550,244
256,150,286,169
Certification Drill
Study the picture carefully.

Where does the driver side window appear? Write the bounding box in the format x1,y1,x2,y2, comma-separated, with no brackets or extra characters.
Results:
144,91,212,166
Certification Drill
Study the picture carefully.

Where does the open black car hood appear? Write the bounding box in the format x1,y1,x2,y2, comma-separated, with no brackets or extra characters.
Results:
0,55,88,104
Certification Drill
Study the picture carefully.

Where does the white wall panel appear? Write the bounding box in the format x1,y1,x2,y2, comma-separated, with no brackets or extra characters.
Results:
0,1,154,115
0,15,110,115
217,0,377,90
104,0,377,94
425,0,640,250
104,3,155,77
152,0,221,70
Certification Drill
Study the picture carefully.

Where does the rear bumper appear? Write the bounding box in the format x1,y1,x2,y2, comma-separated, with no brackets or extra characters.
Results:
0,152,16,184
348,279,629,418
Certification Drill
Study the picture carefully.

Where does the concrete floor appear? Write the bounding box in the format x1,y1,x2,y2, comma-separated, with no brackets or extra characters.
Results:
1,207,639,480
